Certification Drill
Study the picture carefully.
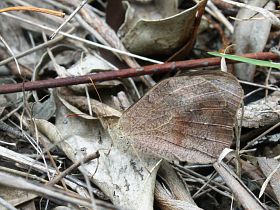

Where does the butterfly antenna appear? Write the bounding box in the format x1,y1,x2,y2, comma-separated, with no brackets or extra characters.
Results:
88,78,108,127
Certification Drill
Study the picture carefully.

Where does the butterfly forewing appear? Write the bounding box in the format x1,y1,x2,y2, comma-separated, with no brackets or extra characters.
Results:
189,71,243,116
117,72,243,163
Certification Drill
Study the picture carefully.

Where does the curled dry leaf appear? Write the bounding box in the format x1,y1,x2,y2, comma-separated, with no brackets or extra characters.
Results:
57,93,122,120
118,0,207,55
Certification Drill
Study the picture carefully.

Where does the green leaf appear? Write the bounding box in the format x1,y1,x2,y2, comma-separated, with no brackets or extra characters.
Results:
208,52,280,69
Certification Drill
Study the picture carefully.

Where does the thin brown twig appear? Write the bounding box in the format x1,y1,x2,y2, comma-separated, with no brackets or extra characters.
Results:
0,51,278,94
47,151,100,186
0,6,65,17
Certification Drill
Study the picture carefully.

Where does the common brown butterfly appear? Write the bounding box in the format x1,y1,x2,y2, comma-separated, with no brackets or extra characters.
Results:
111,71,243,164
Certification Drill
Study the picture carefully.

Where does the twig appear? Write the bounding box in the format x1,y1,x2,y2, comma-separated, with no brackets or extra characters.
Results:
0,51,278,94
0,35,64,67
222,0,280,27
243,119,280,150
0,6,65,17
0,48,32,77
207,0,234,33
214,162,267,210
239,80,280,91
0,145,102,197
0,34,21,75
50,0,88,39
0,121,25,139
0,172,93,208
48,152,100,186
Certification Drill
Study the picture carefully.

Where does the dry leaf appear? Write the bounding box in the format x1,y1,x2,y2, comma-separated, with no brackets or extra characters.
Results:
119,0,206,55
57,92,122,120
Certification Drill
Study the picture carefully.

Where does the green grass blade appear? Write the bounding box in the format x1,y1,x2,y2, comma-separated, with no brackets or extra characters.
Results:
208,52,280,69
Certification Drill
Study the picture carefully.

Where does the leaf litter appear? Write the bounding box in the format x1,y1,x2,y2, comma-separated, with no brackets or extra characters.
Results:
0,0,280,210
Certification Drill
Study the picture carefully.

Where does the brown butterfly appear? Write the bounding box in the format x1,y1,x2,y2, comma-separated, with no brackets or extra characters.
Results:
111,71,243,164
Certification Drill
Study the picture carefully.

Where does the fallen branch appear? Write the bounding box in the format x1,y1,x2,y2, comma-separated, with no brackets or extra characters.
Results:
0,51,278,94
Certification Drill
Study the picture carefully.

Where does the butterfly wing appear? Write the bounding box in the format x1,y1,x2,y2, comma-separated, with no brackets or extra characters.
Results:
117,72,243,163
187,71,243,116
